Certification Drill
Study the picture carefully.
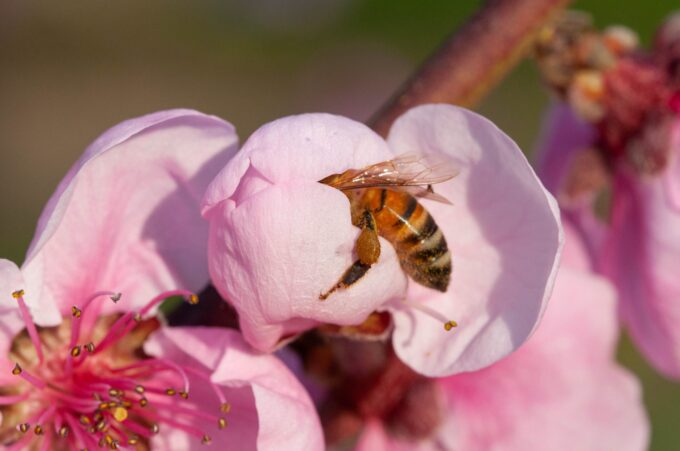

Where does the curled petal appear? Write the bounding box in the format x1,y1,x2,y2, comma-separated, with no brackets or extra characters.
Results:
204,113,407,351
21,110,238,323
603,169,680,378
386,104,563,376
145,327,324,451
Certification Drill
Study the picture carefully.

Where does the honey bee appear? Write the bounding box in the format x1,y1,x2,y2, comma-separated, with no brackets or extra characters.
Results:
318,154,458,300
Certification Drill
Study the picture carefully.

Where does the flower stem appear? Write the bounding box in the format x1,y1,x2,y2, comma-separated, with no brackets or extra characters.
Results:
369,0,574,137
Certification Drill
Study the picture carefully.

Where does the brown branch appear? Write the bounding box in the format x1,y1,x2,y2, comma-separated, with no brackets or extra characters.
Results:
369,0,574,137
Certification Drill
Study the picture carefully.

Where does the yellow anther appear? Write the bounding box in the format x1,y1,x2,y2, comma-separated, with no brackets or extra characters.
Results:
135,385,145,394
112,406,128,422
109,440,120,450
165,388,177,396
98,402,110,410
96,420,107,431
218,418,227,429
93,412,103,422
12,289,25,299
139,397,148,407
80,415,91,425
86,342,95,353
444,320,458,331
122,400,133,408
220,403,231,414
12,363,22,375
34,425,44,435
128,436,139,445
107,402,118,409
189,294,199,305
72,306,82,318
59,426,69,437
179,391,189,399
201,435,212,445
108,389,121,397
151,423,160,434
71,346,82,357
18,423,30,433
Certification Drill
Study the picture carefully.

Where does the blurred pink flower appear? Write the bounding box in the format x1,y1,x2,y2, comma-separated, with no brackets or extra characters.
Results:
537,103,680,378
203,104,563,377
0,110,323,450
352,222,649,451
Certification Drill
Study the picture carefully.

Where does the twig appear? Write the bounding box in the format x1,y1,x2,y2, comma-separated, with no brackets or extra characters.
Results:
369,0,574,137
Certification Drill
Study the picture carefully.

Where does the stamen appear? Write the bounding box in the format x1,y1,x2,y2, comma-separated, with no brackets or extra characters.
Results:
12,363,46,389
12,290,44,363
18,423,30,433
179,365,229,408
93,289,196,357
112,358,191,395
0,393,30,405
400,299,458,332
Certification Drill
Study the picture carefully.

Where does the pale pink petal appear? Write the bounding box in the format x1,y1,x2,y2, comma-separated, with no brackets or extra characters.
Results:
440,267,648,451
662,119,680,211
21,110,238,325
355,420,409,451
535,102,596,196
386,105,563,376
535,103,606,267
603,168,680,377
0,259,25,379
204,113,407,351
561,219,593,271
145,327,324,451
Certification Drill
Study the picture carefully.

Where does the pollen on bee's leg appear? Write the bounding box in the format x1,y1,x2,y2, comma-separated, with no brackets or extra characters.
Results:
400,299,458,332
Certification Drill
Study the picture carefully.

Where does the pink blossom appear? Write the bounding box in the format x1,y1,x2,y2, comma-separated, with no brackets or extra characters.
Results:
352,223,649,451
538,103,680,378
203,104,563,376
0,110,323,450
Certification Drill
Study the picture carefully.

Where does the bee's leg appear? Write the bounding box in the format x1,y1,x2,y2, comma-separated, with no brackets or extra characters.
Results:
320,210,381,300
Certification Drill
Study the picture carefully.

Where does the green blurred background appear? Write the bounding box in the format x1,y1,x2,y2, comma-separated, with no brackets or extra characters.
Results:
1,1,678,448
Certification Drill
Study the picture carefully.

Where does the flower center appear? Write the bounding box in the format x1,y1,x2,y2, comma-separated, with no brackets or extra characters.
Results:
0,289,229,450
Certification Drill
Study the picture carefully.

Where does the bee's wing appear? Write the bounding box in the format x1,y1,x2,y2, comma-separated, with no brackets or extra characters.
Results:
399,185,453,205
326,153,459,194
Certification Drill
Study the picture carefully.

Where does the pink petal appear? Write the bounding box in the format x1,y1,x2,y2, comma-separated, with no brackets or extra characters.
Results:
0,259,26,379
355,420,414,451
535,103,606,267
21,110,238,324
145,327,324,451
441,266,649,451
535,103,596,196
386,105,563,376
603,168,680,377
204,113,407,351
663,118,680,211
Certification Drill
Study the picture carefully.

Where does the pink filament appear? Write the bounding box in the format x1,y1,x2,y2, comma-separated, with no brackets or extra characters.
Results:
14,293,44,363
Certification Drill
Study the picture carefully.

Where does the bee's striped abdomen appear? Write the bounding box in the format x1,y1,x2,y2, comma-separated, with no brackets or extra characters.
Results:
362,189,451,291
